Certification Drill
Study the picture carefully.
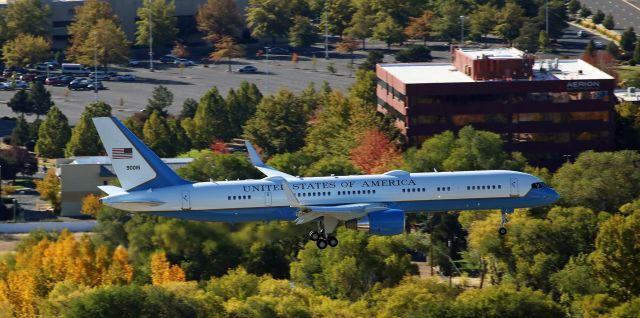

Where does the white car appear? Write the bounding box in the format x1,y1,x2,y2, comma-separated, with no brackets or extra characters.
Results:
174,58,195,66
116,74,137,81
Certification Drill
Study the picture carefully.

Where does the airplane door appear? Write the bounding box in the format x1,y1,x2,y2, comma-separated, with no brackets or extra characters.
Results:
265,192,272,206
181,191,191,210
510,178,519,197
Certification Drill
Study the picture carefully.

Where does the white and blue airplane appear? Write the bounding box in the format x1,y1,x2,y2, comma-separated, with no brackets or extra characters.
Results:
93,117,559,249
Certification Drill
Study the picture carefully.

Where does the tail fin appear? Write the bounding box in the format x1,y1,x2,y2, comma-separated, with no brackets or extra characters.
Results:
92,117,190,191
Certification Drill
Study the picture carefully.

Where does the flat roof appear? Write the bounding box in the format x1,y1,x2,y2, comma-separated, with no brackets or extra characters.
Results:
379,59,614,84
458,47,525,60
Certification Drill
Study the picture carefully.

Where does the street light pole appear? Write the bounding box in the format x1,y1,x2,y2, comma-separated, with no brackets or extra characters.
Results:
545,0,549,35
94,32,99,101
460,16,465,46
149,7,154,72
324,0,329,59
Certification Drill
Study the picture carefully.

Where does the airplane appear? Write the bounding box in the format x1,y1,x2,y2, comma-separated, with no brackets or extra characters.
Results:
93,116,560,249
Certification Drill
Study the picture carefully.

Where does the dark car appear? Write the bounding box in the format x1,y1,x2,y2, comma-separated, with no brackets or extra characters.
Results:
68,78,91,90
160,54,177,63
45,76,63,86
33,75,47,83
19,73,38,82
267,47,289,54
87,81,105,90
238,65,258,73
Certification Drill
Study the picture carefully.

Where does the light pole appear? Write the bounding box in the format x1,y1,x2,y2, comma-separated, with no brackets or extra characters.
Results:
149,7,154,72
324,0,329,59
459,16,465,46
264,47,270,94
545,0,549,35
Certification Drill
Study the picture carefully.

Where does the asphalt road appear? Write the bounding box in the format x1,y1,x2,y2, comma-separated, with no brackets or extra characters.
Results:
555,25,612,57
580,0,640,30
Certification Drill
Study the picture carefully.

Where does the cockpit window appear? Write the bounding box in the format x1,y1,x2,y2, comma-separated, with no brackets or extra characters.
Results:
531,182,546,189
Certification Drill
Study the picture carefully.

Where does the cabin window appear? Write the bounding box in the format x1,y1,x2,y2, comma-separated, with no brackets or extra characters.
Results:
437,187,440,191
498,185,502,189
447,187,450,191
233,196,236,200
373,190,376,194
248,195,252,199
492,185,496,189
422,188,426,192
228,196,231,200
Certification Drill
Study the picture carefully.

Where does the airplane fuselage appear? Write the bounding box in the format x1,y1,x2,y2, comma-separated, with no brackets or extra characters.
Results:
101,169,558,222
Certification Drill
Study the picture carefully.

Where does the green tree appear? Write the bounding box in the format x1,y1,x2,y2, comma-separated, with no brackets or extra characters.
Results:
537,0,568,40
609,297,640,318
178,98,198,120
602,13,614,29
495,2,525,44
177,150,261,182
514,21,540,53
143,111,174,158
347,0,376,49
243,89,308,157
349,69,377,105
195,0,243,43
373,14,405,49
592,9,604,24
74,19,129,67
322,0,355,37
567,0,581,14
35,106,71,158
28,81,53,119
305,156,359,176
226,84,260,138
550,254,605,302
135,0,178,51
10,114,30,146
619,27,637,53
35,169,60,212
404,127,526,172
246,0,295,43
433,0,466,42
551,150,640,211
66,0,119,62
583,39,596,58
579,4,591,18
1,34,50,68
606,41,620,58
7,89,33,115
65,101,112,157
167,118,190,155
145,85,173,116
634,40,640,63
4,0,50,39
288,15,316,48
592,201,640,300
188,87,231,148
538,30,550,52
359,50,384,71
457,285,564,317
394,45,432,62
468,4,498,42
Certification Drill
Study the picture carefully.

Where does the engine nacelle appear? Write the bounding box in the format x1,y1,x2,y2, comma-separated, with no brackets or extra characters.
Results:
345,209,405,236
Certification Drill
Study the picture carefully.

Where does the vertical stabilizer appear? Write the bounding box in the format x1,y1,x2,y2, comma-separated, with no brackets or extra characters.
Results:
92,117,190,191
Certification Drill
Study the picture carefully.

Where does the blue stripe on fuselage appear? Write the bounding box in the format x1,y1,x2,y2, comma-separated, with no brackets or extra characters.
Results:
142,188,557,222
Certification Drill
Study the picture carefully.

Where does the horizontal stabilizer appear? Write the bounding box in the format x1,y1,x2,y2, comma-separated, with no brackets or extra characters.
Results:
98,185,127,195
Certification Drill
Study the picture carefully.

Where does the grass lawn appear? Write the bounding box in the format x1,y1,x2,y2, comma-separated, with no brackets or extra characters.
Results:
618,65,640,87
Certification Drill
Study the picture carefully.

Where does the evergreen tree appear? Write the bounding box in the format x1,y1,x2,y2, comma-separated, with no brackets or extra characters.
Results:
143,111,174,157
146,85,173,116
592,9,604,24
606,41,619,58
243,89,308,157
634,41,640,63
10,114,30,146
602,13,614,30
579,4,591,18
178,98,198,120
135,0,178,51
7,89,33,115
65,101,112,157
188,87,230,148
168,118,190,155
349,69,377,105
567,0,581,14
28,81,53,119
583,39,596,59
288,15,317,48
35,106,71,158
620,27,637,53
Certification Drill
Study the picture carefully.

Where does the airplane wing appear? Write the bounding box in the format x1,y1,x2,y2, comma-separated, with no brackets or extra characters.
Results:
245,141,296,180
281,180,387,224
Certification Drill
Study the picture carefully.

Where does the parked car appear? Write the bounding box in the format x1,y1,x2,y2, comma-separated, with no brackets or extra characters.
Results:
128,59,140,66
577,30,588,38
116,74,136,81
33,75,47,83
87,81,105,90
68,78,91,90
174,58,195,66
35,63,54,71
594,41,606,49
238,65,258,73
13,80,29,89
0,82,13,90
160,54,177,63
19,73,38,82
267,47,289,54
89,72,110,81
45,76,63,86
45,61,59,69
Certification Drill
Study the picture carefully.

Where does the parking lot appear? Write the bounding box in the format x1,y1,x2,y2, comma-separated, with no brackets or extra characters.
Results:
0,54,360,125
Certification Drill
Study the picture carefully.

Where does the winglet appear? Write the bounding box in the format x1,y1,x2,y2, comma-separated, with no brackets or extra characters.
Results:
244,140,297,180
245,140,266,167
281,180,302,208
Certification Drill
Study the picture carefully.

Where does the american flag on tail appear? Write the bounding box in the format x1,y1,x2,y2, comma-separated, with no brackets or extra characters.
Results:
112,148,133,159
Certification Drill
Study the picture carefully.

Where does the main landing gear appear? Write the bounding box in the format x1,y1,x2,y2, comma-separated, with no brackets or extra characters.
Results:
308,218,339,249
499,208,512,235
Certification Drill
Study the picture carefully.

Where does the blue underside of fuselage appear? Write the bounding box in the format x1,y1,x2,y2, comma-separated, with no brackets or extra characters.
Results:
144,189,556,223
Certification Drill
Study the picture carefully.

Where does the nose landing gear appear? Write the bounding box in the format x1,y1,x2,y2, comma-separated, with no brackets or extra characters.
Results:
308,218,339,249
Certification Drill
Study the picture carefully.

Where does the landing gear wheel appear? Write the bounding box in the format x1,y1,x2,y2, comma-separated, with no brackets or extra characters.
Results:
498,227,507,235
309,231,320,241
327,236,338,247
316,239,328,249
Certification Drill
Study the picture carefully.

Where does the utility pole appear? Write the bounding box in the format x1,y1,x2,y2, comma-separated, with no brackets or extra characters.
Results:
324,0,329,59
94,32,99,101
264,47,270,94
460,16,465,46
149,7,154,72
545,0,549,35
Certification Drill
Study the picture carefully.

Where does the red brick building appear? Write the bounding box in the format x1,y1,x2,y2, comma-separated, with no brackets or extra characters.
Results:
376,47,616,165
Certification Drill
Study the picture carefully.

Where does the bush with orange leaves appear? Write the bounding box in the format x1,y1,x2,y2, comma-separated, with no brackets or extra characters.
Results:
150,251,186,285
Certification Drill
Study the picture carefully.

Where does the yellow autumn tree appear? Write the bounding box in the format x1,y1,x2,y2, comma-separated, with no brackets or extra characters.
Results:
80,194,103,216
150,251,186,285
35,169,61,213
107,245,134,285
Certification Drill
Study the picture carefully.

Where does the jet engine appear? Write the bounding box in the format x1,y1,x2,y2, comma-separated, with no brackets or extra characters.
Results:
345,209,405,236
